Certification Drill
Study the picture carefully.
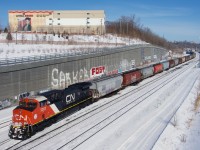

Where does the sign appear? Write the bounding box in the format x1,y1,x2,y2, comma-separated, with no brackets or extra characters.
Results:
17,17,32,31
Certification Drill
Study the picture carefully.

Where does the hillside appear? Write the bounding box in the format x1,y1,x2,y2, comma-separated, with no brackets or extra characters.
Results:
0,33,147,59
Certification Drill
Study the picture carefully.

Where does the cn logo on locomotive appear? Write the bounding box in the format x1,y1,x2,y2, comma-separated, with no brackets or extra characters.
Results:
14,114,28,121
66,93,75,104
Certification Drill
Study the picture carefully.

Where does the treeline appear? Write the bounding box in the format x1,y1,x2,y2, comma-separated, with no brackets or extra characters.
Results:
106,15,200,52
170,41,200,52
105,15,170,48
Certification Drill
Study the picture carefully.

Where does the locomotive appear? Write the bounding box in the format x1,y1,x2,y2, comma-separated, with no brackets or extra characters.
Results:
8,82,93,139
8,53,196,140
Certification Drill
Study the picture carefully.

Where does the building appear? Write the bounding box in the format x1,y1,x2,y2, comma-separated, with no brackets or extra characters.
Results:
8,10,105,34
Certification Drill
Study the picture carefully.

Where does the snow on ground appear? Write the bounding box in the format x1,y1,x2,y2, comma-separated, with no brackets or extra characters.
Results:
0,58,199,150
0,33,147,59
0,32,146,44
153,69,200,150
74,61,200,150
0,106,14,122
0,54,200,150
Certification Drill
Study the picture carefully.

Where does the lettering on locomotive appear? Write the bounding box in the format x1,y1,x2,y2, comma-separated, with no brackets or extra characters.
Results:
14,114,28,121
66,93,75,104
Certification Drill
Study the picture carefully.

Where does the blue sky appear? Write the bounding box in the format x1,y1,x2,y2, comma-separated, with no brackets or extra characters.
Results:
0,0,200,42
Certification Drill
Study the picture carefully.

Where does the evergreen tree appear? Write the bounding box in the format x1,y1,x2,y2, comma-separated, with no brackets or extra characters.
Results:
6,32,13,41
4,27,8,33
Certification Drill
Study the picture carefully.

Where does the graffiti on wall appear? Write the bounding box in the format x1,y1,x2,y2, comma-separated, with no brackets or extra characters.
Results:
51,68,90,89
51,59,135,89
90,66,105,78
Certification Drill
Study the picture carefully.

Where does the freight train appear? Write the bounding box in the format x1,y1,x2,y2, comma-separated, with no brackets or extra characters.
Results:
8,53,196,139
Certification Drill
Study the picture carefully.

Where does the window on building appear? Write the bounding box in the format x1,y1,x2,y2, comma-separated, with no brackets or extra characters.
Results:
58,23,60,25
49,23,52,25
58,18,60,20
49,18,52,20
87,13,90,15
87,17,90,19
57,13,60,15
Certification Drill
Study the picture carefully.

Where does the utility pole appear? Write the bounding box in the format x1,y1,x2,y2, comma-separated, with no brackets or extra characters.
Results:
15,30,17,44
120,19,122,35
16,19,19,44
100,19,102,35
127,22,128,35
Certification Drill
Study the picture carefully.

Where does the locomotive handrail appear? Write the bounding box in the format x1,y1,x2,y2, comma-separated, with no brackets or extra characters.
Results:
0,44,159,66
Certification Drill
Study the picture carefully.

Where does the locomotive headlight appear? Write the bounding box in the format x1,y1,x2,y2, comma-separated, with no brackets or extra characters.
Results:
14,122,19,127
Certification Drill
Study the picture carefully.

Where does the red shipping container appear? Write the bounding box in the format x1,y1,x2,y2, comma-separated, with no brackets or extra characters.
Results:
122,70,141,86
153,63,163,74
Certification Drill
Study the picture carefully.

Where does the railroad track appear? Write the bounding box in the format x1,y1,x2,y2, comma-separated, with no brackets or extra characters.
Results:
0,139,12,147
6,60,197,150
56,61,197,150
0,120,11,130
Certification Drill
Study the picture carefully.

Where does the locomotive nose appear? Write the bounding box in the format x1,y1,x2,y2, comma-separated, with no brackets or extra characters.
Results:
13,109,28,126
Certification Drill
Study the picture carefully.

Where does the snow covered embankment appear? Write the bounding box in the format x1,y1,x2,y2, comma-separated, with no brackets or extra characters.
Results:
153,68,200,150
0,33,147,59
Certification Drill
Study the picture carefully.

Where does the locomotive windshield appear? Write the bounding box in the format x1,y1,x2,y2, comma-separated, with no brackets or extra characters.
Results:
19,101,37,110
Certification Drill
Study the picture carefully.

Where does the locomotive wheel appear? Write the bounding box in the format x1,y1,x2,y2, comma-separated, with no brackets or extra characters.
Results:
22,134,27,140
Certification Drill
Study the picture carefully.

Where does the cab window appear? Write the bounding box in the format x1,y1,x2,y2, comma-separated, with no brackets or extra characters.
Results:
19,101,26,107
27,102,37,109
40,100,47,107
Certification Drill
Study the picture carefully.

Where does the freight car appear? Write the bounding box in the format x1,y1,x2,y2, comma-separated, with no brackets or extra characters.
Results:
178,58,182,64
153,63,163,74
160,61,169,70
169,59,175,68
90,74,123,99
174,58,179,66
8,53,196,140
181,56,186,63
122,69,142,86
140,66,154,79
